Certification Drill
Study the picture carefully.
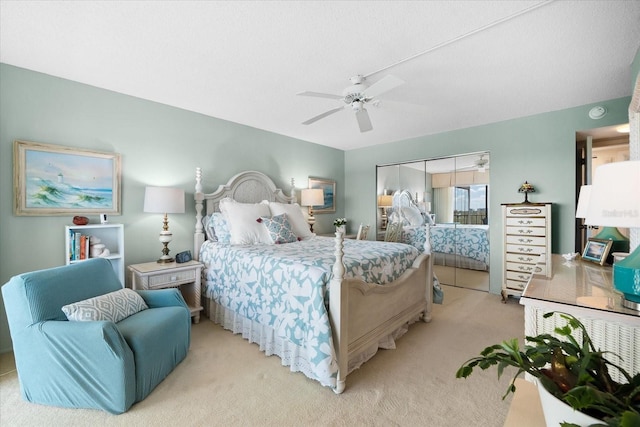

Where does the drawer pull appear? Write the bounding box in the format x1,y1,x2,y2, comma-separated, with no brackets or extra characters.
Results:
517,275,528,281
518,220,533,225
517,247,533,253
518,229,533,234
518,238,533,243
518,256,533,262
518,266,533,271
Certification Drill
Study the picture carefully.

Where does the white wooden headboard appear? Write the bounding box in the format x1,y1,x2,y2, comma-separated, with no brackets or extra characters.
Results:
193,168,296,259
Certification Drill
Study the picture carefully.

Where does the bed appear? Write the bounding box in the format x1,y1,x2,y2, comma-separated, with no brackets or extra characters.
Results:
193,170,433,393
388,190,490,271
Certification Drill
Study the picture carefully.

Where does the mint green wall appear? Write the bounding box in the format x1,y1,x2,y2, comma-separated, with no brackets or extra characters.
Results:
0,62,634,353
0,64,344,352
344,97,631,296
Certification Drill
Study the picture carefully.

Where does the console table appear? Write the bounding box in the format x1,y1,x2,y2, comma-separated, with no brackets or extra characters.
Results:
520,254,640,383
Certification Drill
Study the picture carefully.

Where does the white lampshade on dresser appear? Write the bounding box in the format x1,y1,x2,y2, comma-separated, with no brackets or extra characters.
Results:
586,161,640,310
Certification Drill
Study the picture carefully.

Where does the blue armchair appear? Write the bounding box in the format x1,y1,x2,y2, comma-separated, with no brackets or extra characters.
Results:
1,258,191,414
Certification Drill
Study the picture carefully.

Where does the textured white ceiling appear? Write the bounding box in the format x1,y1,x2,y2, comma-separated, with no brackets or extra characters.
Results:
1,1,639,151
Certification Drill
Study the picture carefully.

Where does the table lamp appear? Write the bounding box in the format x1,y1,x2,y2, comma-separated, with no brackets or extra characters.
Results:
144,186,185,263
301,188,324,232
586,161,640,310
377,194,393,228
577,185,629,264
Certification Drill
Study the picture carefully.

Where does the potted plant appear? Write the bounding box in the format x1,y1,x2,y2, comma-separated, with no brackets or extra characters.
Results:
456,312,640,427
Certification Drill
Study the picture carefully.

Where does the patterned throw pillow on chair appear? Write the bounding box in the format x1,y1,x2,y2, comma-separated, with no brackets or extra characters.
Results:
257,213,300,244
62,288,148,323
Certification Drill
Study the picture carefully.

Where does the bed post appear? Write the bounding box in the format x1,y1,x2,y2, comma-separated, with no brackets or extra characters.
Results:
290,178,295,204
423,222,431,254
194,167,205,261
423,221,434,323
329,231,347,394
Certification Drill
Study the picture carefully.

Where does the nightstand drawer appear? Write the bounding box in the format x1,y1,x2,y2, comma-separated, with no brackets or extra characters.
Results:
148,269,197,289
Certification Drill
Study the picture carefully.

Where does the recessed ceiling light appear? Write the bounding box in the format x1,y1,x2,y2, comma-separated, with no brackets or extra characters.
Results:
588,106,607,119
616,124,630,133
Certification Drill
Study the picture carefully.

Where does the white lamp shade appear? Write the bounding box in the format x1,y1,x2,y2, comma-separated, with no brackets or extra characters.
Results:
143,186,186,214
301,188,324,207
575,185,592,219
586,161,640,228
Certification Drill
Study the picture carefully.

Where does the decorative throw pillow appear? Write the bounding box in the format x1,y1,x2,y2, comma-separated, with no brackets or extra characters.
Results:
268,202,314,240
402,206,424,227
62,288,148,323
257,213,300,244
206,212,231,244
219,198,272,244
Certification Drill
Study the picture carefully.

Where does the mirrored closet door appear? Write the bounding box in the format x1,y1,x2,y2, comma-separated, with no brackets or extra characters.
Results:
376,152,490,291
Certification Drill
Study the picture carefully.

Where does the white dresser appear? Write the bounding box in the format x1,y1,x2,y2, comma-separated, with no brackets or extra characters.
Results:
501,202,552,301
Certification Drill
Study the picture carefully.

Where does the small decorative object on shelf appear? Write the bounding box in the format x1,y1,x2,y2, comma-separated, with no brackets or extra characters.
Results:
72,216,89,225
333,218,347,233
517,181,535,203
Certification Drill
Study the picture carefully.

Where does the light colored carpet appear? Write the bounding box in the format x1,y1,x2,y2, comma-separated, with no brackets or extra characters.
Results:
0,285,524,426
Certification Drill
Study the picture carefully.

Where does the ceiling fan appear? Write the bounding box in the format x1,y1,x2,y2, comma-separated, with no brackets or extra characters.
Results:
297,74,405,133
459,155,490,173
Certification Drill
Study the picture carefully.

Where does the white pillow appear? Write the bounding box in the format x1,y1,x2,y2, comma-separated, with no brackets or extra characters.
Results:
62,288,148,323
268,202,314,240
401,206,424,227
219,198,272,244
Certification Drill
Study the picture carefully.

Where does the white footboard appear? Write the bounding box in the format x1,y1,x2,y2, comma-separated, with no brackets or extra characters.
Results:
330,231,433,393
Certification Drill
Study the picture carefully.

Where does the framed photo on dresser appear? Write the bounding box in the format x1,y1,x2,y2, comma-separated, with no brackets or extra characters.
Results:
582,238,613,266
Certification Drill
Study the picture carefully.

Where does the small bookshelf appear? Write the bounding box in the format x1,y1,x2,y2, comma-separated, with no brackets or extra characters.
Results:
64,223,125,285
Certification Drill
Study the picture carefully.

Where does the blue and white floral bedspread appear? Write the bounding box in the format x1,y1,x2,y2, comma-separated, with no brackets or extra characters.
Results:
403,224,489,266
199,237,420,386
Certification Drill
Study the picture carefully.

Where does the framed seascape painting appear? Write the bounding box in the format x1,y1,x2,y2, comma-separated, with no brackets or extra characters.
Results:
14,140,122,216
308,177,336,213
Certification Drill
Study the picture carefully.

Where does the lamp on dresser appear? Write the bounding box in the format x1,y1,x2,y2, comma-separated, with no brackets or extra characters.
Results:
586,160,640,310
143,186,185,263
577,185,629,264
301,188,324,232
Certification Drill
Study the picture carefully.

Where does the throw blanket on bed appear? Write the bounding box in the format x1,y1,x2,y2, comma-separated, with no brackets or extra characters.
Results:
199,237,420,385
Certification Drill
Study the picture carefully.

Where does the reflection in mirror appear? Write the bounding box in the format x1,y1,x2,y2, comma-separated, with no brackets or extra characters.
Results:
376,152,490,292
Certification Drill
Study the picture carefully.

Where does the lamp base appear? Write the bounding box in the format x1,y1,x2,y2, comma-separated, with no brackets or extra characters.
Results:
613,245,640,311
157,256,175,264
594,227,630,265
622,298,640,311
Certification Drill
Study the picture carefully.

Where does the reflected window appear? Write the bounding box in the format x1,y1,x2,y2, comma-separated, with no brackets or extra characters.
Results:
454,185,487,224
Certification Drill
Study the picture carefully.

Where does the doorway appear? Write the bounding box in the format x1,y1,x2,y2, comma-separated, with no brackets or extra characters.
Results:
575,125,630,253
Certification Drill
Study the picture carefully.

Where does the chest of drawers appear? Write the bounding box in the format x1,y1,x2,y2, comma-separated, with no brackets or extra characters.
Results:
501,202,552,301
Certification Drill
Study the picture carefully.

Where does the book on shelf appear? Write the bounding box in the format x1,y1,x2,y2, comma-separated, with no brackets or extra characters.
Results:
69,231,92,261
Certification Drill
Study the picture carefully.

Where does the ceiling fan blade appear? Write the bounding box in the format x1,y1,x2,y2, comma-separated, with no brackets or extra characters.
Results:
297,91,343,100
302,106,344,125
362,75,405,99
355,108,373,133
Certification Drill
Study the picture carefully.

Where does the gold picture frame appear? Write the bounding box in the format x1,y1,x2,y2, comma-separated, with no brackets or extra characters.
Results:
14,140,122,216
581,238,613,266
308,177,336,213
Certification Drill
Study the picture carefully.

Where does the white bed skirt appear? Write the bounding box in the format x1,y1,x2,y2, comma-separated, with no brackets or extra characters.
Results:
432,252,488,271
204,296,411,389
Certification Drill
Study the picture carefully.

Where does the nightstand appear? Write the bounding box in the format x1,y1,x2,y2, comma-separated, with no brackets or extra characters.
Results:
128,260,204,323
